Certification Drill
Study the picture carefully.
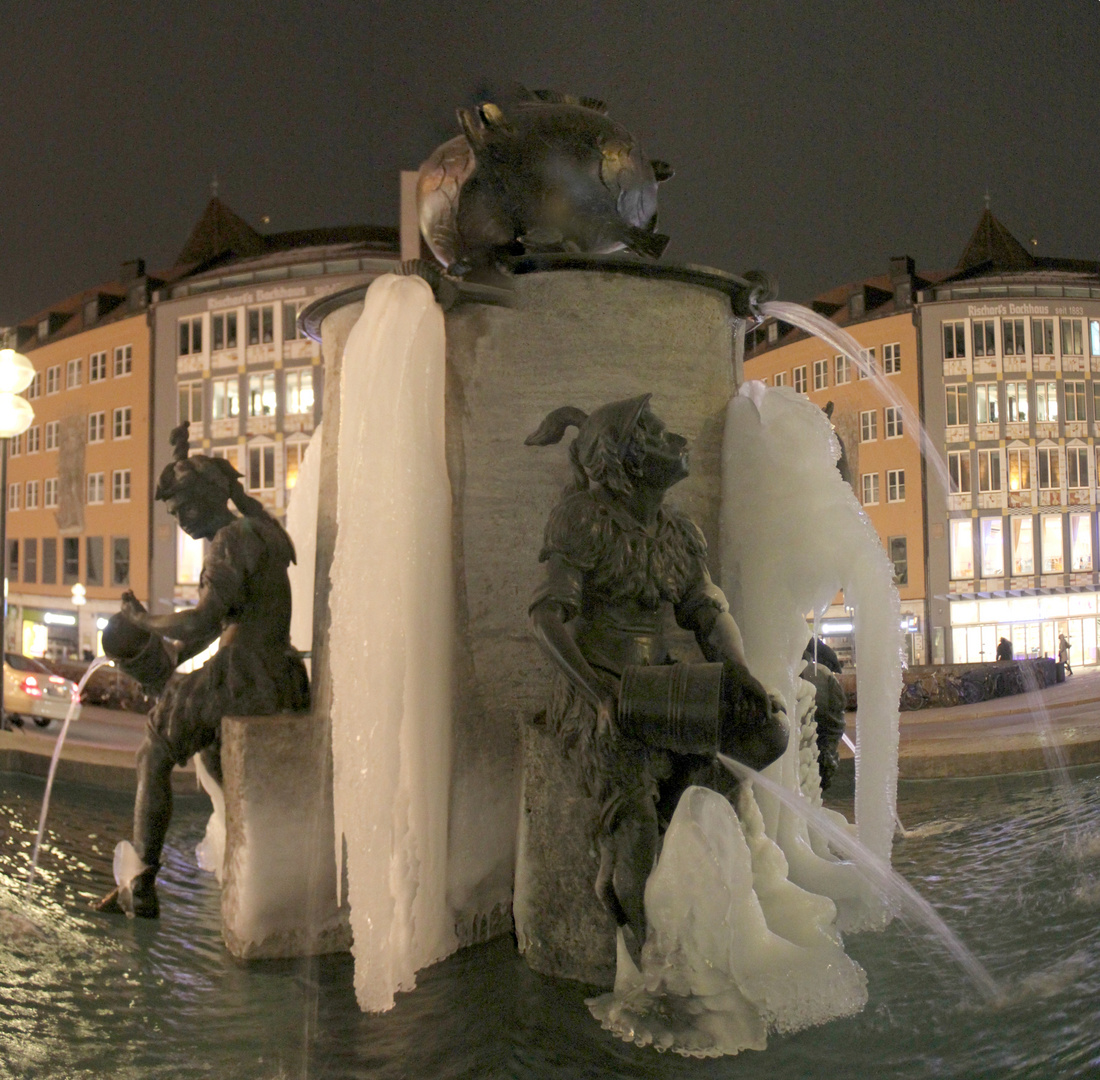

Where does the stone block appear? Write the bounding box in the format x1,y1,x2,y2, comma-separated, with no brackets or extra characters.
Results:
221,712,349,960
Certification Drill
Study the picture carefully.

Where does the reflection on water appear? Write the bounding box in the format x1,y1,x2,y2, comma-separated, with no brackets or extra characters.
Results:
3,768,1100,1079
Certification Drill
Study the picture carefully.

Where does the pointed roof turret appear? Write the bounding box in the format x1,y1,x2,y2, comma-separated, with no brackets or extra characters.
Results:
956,208,1034,273
176,196,266,266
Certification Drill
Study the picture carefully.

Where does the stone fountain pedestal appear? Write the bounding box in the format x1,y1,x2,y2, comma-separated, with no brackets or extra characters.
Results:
233,259,753,980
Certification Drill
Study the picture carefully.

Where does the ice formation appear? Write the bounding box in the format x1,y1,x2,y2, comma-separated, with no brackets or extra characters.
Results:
285,423,323,662
329,274,457,1012
721,383,901,918
194,753,226,883
588,786,868,1056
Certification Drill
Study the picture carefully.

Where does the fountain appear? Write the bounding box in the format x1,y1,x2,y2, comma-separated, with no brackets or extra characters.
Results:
3,88,1100,1076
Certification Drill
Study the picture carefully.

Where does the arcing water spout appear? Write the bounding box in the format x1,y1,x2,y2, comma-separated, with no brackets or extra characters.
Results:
756,300,953,497
718,754,1003,1004
25,656,114,897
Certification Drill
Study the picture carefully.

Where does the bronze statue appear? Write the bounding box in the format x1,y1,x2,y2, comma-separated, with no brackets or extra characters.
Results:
94,423,309,917
418,88,673,274
527,395,787,958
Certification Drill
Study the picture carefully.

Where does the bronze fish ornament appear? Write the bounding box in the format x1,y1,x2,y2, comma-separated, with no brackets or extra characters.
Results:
417,89,673,275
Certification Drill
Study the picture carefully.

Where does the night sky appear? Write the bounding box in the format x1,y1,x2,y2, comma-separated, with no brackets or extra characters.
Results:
3,0,1099,325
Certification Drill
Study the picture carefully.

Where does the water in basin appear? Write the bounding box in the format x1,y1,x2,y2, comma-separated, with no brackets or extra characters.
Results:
3,765,1098,1079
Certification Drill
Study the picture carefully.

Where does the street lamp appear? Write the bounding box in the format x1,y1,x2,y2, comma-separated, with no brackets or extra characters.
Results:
0,349,36,727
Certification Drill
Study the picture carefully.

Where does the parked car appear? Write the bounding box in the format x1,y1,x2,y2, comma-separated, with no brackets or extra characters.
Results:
3,653,81,728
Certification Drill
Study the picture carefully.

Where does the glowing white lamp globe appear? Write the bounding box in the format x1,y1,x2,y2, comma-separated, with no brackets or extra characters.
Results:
0,350,35,394
0,392,34,438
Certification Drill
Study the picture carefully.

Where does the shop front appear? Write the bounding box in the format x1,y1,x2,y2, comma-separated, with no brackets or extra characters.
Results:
949,592,1098,668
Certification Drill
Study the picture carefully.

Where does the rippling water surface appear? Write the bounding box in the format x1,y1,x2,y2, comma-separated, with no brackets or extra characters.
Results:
2,768,1100,1079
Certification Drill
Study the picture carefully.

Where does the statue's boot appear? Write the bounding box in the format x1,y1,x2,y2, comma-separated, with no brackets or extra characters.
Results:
91,865,160,918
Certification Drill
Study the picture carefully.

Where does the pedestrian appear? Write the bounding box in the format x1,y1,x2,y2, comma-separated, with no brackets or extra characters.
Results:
1058,633,1073,675
995,637,1012,662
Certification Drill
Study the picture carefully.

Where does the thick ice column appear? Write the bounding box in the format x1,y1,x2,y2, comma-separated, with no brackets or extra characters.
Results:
285,424,323,663
329,274,456,1012
720,384,901,923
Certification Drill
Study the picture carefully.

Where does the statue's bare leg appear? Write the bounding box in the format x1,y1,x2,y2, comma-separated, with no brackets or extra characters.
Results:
595,799,657,966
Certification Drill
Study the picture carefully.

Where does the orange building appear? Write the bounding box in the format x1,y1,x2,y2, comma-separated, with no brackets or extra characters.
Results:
3,264,153,659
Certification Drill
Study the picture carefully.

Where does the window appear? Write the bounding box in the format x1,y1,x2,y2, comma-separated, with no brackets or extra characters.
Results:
884,406,903,439
1061,318,1084,356
1092,320,1100,358
980,517,1004,577
1037,446,1060,490
178,316,203,356
792,365,807,394
45,421,59,450
948,450,971,494
41,538,57,584
114,344,133,376
1032,318,1055,356
1005,382,1029,422
861,472,880,506
1041,514,1064,573
179,380,203,424
89,350,107,382
44,478,58,508
212,311,238,351
813,359,828,391
1070,513,1092,571
943,321,967,360
66,357,82,389
28,372,41,399
1065,380,1087,422
1067,446,1089,490
888,536,908,586
113,406,132,439
950,519,974,579
7,539,17,579
834,355,851,385
112,469,131,502
1035,381,1058,422
1008,448,1031,492
283,301,304,340
945,384,969,427
248,372,276,416
25,480,38,509
8,433,19,457
85,537,103,587
62,537,79,584
286,441,308,490
887,469,906,502
46,365,60,394
7,483,19,511
212,446,241,473
978,450,1001,493
858,347,876,376
1002,318,1026,356
212,376,240,419
975,384,999,424
285,369,313,415
88,411,105,443
247,305,274,345
23,539,36,584
882,343,901,374
972,319,996,357
26,425,39,453
112,537,130,587
774,371,787,388
860,410,877,442
248,443,276,491
87,472,105,504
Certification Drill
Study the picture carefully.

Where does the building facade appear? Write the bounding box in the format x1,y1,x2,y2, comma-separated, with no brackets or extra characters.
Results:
2,265,154,659
745,211,1100,669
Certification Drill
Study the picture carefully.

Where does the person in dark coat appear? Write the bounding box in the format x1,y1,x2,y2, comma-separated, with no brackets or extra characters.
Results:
995,637,1013,662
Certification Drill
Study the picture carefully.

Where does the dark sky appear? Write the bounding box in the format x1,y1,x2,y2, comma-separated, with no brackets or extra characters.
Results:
3,0,1099,324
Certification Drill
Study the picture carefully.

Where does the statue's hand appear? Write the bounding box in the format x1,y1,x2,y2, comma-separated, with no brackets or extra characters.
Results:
594,680,619,743
120,590,148,622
